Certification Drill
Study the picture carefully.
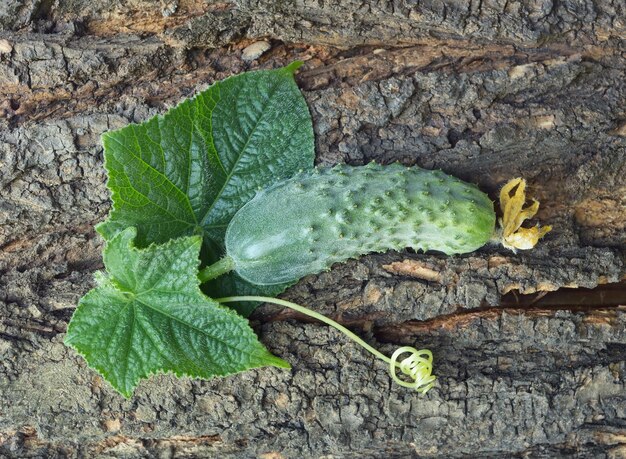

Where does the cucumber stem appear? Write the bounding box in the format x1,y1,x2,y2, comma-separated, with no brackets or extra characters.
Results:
198,256,236,283
217,295,436,394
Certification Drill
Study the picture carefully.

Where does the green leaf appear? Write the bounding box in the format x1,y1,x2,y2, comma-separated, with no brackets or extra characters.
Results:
97,62,314,312
65,227,289,398
96,62,313,248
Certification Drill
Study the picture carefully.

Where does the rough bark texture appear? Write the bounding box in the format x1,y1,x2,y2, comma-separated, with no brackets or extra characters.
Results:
1,1,625,457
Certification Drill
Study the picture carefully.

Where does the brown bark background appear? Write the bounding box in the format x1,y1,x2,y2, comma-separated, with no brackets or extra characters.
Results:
0,1,625,457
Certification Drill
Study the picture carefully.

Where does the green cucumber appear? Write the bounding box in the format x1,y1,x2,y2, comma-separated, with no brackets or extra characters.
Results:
224,163,495,285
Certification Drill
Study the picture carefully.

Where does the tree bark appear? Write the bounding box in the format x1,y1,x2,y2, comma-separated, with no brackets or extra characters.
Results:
0,1,624,457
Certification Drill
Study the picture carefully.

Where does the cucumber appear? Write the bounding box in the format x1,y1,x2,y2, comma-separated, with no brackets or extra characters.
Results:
225,163,495,285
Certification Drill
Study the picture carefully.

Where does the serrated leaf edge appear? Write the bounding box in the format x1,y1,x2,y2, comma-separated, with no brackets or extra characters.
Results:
65,228,290,398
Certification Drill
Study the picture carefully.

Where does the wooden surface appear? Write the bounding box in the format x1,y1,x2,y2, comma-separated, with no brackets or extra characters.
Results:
0,1,624,457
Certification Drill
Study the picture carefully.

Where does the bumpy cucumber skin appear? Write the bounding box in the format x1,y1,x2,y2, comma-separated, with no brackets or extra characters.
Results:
225,163,495,285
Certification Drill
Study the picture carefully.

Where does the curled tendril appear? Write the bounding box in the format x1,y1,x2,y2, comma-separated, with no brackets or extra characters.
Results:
216,296,437,395
389,346,436,394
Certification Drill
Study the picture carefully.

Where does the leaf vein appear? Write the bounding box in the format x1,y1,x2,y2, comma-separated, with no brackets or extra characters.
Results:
109,132,197,223
200,78,285,227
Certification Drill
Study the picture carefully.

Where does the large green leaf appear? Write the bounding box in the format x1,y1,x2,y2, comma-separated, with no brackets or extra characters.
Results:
65,227,289,397
97,62,313,248
96,62,314,312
